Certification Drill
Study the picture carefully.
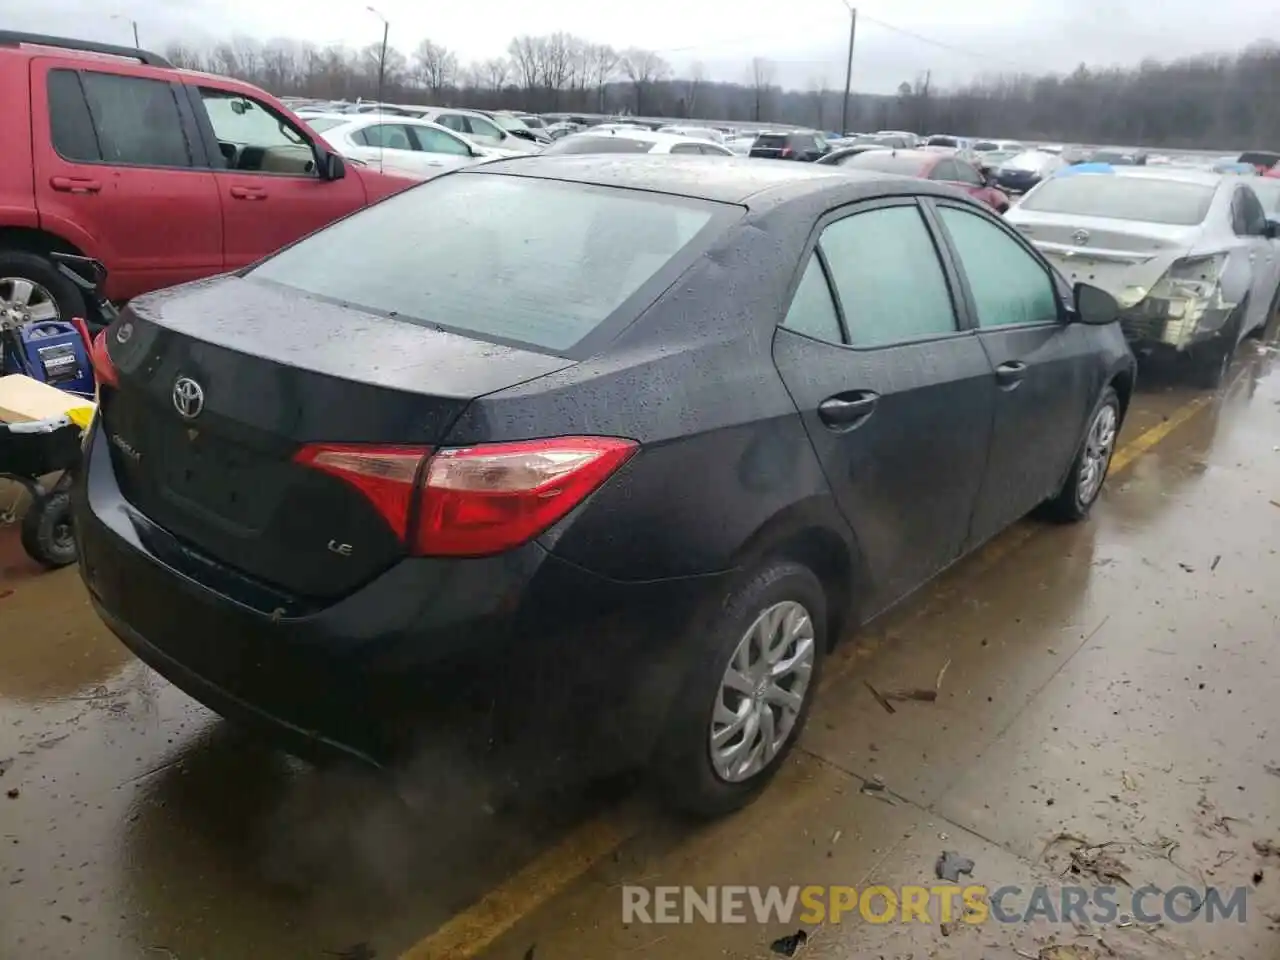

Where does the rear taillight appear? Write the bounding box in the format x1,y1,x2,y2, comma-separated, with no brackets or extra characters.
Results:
779,147,794,158
294,436,637,557
90,328,118,387
294,444,428,540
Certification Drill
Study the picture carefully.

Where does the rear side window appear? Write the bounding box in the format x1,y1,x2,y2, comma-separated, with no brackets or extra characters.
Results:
782,257,842,343
75,72,192,168
47,70,100,162
249,174,727,353
938,206,1058,327
819,205,957,347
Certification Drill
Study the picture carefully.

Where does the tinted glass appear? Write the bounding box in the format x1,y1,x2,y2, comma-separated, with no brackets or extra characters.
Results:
1238,152,1280,168
251,174,722,353
47,70,100,162
79,72,191,168
754,135,787,148
465,116,503,140
819,206,956,347
782,257,841,342
542,136,655,155
939,207,1058,327
844,151,929,175
1236,188,1268,235
927,136,959,148
1020,176,1215,225
973,141,999,151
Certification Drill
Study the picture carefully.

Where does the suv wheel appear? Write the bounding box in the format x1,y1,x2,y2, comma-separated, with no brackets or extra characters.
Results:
0,251,86,330
654,559,826,817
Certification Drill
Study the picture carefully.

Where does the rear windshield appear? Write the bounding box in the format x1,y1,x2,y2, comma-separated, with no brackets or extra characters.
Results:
1020,176,1215,226
844,151,927,175
303,118,345,134
972,141,999,151
543,136,655,155
249,173,724,353
1238,151,1280,167
927,136,958,147
753,135,788,148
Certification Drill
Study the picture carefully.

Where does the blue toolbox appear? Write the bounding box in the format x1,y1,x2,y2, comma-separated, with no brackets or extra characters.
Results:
2,320,95,398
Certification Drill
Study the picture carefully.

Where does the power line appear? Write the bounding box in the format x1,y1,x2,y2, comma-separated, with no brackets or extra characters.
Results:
855,12,1039,74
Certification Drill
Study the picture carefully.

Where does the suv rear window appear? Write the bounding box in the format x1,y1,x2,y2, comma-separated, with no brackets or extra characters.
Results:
249,173,729,353
753,135,788,148
1020,176,1215,226
543,136,655,155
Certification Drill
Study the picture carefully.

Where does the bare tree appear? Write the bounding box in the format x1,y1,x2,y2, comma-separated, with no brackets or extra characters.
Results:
164,42,205,71
507,35,543,95
621,48,670,115
749,57,776,122
543,32,576,106
586,43,619,112
482,57,510,91
412,38,458,98
808,75,828,130
679,61,706,118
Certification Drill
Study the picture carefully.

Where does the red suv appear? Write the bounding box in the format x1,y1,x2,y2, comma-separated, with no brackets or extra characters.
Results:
0,31,414,325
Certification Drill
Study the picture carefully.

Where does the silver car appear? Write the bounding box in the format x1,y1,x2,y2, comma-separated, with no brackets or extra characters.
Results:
1006,168,1280,387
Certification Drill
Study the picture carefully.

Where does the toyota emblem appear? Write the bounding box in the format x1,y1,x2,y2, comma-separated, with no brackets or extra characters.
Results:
1072,228,1091,245
172,377,205,420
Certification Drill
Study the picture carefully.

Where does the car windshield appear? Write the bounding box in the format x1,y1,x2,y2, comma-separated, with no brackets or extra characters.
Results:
494,115,529,131
249,174,723,352
542,136,656,155
844,151,928,175
1004,151,1051,171
927,136,959,147
972,140,999,151
303,118,346,134
1020,175,1215,225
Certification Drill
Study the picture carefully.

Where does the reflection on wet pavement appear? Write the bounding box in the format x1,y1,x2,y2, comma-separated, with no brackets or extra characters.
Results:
2,339,1280,959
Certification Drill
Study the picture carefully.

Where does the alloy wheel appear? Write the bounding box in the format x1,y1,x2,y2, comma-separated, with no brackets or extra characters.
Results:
1077,402,1118,506
709,600,816,783
0,277,60,326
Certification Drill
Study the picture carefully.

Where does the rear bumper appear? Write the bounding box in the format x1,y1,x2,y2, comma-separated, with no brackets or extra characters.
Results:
73,422,728,781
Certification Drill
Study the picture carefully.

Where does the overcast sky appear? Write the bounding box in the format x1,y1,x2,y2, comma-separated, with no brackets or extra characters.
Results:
4,0,1276,93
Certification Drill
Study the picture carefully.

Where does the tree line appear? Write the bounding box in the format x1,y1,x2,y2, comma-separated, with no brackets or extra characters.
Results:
162,33,1280,149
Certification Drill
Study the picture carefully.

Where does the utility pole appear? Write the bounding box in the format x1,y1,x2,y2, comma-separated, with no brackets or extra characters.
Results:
840,4,857,136
367,6,389,106
111,15,139,48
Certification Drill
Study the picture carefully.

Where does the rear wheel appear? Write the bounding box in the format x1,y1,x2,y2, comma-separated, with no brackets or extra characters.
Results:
1042,386,1120,523
653,559,826,817
20,491,77,569
0,250,86,331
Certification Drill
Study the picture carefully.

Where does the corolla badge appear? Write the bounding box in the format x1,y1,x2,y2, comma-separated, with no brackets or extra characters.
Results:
172,377,205,420
1072,228,1091,245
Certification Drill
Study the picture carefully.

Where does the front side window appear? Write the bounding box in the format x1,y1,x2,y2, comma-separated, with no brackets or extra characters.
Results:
200,89,316,175
819,205,957,347
782,256,842,343
465,116,504,142
939,206,1058,327
249,174,726,353
62,71,192,168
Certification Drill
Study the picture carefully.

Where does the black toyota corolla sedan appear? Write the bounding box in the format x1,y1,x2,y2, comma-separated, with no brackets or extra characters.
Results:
74,156,1134,816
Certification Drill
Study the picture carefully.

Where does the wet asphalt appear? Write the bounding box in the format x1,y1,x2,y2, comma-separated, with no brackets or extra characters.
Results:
3,338,1280,960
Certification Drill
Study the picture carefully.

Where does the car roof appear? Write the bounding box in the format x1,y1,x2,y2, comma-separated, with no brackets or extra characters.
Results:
1110,167,1224,187
462,154,969,209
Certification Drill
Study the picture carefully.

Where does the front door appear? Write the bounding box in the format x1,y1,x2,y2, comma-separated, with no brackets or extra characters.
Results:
30,60,223,301
192,86,368,270
771,199,995,614
930,200,1097,545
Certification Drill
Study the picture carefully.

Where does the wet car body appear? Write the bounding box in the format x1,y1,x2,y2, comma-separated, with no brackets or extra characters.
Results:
835,148,1011,212
1008,168,1280,383
74,157,1134,802
990,150,1066,195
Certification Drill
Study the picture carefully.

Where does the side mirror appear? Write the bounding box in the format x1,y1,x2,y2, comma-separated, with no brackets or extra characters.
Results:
1072,282,1120,325
320,151,346,181
1264,217,1280,240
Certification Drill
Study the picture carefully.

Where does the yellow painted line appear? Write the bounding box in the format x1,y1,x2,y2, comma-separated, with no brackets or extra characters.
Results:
398,389,1216,960
399,813,638,960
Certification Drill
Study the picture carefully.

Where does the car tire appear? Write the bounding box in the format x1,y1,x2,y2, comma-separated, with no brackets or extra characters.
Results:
652,559,826,818
1042,386,1121,524
0,250,87,329
20,491,77,569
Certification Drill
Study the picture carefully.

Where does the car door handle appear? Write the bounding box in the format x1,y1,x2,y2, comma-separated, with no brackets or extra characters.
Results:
995,360,1027,388
49,176,101,194
229,186,268,200
817,392,879,430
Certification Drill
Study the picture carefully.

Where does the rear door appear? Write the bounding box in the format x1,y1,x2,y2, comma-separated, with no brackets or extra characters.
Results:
187,84,368,270
1232,186,1279,334
348,121,447,178
408,124,478,172
29,59,222,301
930,199,1096,543
771,198,995,613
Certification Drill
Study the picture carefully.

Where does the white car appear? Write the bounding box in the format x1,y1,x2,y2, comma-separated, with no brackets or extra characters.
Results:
406,107,542,154
301,114,521,179
540,129,737,157
657,125,726,144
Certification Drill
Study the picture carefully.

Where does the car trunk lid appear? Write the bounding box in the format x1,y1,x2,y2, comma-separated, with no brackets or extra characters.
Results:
98,275,573,601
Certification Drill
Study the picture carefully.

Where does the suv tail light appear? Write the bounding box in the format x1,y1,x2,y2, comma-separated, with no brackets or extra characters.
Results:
779,147,794,158
294,436,637,558
90,328,119,387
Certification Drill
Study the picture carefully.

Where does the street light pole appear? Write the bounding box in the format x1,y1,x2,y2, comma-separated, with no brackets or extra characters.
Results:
367,6,389,106
840,3,857,136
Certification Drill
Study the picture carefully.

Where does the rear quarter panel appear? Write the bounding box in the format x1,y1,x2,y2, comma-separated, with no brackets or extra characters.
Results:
0,55,38,228
441,215,859,584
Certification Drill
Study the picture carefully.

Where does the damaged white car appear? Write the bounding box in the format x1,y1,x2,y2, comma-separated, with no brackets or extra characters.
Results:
1007,168,1280,387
